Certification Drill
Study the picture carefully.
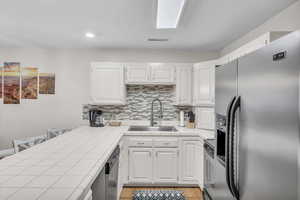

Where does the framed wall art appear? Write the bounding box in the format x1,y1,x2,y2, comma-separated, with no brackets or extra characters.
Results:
39,73,55,94
22,67,38,99
3,62,21,104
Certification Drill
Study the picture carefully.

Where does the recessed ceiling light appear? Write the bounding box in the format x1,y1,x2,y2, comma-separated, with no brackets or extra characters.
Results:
156,0,186,29
85,32,95,38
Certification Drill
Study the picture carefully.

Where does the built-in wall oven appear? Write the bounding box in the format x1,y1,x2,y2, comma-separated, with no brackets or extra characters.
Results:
203,139,215,200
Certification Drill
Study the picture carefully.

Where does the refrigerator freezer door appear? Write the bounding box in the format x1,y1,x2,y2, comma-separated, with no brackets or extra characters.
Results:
238,31,300,200
215,61,238,116
213,61,238,200
298,62,300,200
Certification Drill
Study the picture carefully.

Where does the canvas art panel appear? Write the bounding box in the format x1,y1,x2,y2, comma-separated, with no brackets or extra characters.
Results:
39,73,55,94
0,67,2,99
3,62,21,104
22,67,38,99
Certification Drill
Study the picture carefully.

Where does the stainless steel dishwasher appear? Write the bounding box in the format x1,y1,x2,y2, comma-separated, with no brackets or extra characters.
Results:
91,146,120,200
105,146,120,200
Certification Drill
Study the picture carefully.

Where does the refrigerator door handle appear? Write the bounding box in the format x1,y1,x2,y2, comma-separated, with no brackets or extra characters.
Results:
225,96,236,196
229,96,241,200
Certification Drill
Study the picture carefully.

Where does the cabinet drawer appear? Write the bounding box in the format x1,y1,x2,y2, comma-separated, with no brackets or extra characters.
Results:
128,138,153,147
153,139,178,148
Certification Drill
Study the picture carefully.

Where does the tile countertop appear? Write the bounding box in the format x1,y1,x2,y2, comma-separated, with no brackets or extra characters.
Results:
124,126,215,140
0,125,214,200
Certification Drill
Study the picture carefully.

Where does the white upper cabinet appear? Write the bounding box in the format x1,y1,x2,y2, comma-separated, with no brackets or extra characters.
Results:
149,64,175,84
175,65,193,106
195,107,215,130
125,64,149,84
125,63,175,85
193,61,216,106
90,63,126,105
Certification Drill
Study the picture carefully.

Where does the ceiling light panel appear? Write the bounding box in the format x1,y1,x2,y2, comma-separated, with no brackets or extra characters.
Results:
85,32,95,38
156,0,186,29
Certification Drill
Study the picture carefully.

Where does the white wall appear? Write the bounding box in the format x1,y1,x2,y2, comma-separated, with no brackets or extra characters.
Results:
221,1,300,56
0,48,218,150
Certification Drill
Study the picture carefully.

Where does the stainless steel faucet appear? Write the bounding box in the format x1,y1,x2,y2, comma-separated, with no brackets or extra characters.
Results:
150,98,163,127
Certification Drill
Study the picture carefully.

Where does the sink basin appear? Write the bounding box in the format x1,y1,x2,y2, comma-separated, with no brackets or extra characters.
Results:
128,126,178,132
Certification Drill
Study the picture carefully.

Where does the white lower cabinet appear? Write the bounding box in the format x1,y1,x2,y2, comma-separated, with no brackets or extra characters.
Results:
125,137,203,187
180,140,199,183
178,139,204,186
154,148,178,183
196,140,204,188
128,148,153,183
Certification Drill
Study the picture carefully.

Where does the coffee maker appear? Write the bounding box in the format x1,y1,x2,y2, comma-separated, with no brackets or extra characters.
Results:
89,109,104,127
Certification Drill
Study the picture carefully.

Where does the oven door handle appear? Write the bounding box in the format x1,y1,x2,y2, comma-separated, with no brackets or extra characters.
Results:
225,96,236,196
229,96,241,199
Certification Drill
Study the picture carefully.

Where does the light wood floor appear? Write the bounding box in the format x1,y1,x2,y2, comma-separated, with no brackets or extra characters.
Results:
120,187,203,200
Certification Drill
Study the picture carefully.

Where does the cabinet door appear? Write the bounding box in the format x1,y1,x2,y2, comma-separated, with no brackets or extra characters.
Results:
195,107,215,130
153,148,178,183
90,63,126,105
203,151,214,187
175,65,193,106
180,140,199,183
193,61,215,106
125,64,150,84
150,64,175,84
196,141,204,188
128,148,153,183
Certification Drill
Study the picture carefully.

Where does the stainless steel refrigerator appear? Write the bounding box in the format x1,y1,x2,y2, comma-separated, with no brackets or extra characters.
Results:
211,31,300,200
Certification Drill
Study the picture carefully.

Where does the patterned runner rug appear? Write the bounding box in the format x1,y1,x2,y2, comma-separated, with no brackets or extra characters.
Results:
133,190,185,200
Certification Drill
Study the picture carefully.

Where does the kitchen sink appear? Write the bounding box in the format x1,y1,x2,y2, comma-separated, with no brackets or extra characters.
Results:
128,126,178,132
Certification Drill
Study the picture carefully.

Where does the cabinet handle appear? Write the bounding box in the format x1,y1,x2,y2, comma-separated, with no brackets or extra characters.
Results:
163,142,170,145
137,142,145,145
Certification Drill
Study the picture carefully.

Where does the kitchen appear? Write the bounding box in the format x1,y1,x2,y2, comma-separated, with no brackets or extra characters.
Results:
0,0,299,200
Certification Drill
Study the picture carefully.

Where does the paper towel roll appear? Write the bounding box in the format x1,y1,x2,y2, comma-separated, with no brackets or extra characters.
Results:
179,110,185,127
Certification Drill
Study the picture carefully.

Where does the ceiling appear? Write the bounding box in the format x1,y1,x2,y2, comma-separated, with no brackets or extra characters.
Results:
0,0,296,50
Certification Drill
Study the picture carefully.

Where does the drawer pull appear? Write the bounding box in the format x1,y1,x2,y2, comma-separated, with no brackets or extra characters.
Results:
163,142,170,145
137,142,145,145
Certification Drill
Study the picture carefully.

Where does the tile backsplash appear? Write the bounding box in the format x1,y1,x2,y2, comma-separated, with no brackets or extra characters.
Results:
83,85,191,121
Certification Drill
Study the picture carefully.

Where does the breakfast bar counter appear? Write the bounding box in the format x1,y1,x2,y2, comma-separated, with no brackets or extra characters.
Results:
0,125,214,200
